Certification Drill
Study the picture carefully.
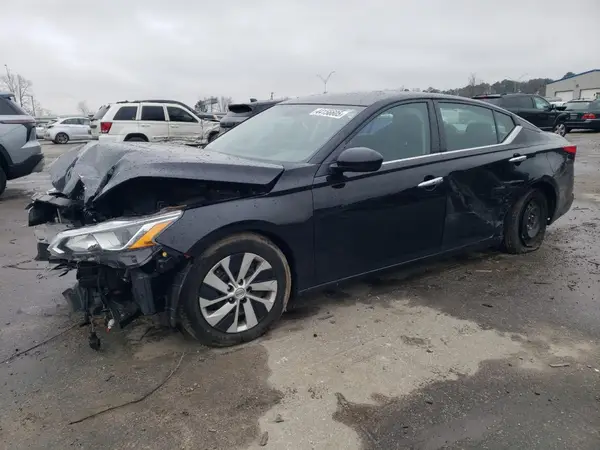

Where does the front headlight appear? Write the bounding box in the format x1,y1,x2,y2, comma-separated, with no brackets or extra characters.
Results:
48,210,182,256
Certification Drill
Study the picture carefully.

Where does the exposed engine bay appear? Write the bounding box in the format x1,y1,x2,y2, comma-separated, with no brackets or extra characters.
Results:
29,141,280,349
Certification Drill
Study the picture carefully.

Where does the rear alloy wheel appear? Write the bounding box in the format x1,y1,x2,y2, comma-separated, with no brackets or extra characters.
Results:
503,188,548,254
54,132,69,144
553,122,567,137
180,233,291,347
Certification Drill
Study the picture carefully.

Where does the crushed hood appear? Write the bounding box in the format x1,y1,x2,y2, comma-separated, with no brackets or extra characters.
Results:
50,141,284,205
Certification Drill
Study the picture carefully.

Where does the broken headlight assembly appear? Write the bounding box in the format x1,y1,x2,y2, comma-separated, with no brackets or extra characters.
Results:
48,210,182,257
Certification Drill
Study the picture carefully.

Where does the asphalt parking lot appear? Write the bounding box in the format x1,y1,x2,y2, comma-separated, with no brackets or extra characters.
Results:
1,136,600,449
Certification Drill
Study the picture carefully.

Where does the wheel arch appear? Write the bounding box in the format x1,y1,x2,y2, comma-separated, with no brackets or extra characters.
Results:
529,178,558,223
186,220,298,295
0,144,10,173
124,133,148,142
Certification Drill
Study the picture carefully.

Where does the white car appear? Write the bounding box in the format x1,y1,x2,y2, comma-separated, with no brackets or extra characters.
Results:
45,117,91,144
90,100,219,145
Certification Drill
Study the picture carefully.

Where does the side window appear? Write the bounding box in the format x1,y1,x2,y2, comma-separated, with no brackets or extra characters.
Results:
113,106,138,121
167,106,198,123
63,118,77,125
0,97,24,115
494,111,515,142
533,96,551,110
503,96,533,109
439,103,498,150
141,105,166,121
83,119,90,126
346,102,430,162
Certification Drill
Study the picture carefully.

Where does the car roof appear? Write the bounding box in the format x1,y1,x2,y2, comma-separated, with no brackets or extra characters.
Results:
114,99,197,111
282,90,504,107
284,90,495,107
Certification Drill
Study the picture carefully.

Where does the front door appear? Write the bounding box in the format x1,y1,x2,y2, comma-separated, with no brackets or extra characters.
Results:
166,106,204,142
532,96,556,130
312,101,448,284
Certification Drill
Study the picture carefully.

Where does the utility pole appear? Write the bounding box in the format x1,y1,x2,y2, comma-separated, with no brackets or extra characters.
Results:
507,73,529,93
316,71,335,94
28,95,36,116
270,92,274,100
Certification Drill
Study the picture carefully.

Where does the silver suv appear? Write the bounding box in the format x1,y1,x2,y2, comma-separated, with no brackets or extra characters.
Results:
0,93,44,196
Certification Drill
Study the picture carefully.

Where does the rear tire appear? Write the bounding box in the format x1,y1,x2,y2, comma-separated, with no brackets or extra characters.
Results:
0,166,6,196
179,233,291,347
54,133,69,144
503,188,548,254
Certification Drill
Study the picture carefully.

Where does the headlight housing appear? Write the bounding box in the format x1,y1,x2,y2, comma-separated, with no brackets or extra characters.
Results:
48,210,182,256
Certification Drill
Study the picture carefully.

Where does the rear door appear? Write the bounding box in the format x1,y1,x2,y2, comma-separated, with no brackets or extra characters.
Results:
434,100,541,247
166,105,203,142
501,95,542,127
139,104,168,142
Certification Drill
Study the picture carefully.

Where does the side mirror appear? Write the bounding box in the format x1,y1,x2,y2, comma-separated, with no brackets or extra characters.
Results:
330,147,383,174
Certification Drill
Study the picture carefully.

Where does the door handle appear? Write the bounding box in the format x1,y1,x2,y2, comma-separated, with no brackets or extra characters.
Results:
140,124,150,128
417,176,444,188
171,125,180,128
508,155,527,163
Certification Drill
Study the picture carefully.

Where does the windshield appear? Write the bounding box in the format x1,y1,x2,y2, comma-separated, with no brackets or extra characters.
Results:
565,101,592,111
206,104,364,162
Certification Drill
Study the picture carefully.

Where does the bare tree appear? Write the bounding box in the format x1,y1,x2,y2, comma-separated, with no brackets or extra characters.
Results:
77,101,92,116
218,96,232,112
467,73,478,97
1,67,33,108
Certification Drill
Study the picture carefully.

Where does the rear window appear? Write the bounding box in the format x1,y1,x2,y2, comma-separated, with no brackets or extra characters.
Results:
0,97,26,115
502,96,533,108
93,105,110,120
113,106,138,121
227,104,253,115
565,102,592,111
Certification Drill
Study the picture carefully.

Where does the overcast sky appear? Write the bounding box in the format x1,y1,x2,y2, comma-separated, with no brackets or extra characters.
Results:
1,0,599,114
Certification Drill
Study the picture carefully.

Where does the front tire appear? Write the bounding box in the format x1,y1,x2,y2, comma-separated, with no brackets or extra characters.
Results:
553,122,567,137
179,233,291,347
503,188,548,254
54,132,69,144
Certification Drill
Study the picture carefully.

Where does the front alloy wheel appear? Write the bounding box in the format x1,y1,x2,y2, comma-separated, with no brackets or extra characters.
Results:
179,233,291,347
553,122,567,137
200,253,278,333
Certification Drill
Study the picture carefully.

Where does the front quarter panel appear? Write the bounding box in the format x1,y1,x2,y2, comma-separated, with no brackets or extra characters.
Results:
156,165,318,290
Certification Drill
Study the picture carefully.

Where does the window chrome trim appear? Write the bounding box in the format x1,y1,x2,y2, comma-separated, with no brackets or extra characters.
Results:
381,125,522,166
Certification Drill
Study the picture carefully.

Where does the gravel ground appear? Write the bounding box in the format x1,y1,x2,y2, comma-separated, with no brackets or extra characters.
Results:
1,135,599,449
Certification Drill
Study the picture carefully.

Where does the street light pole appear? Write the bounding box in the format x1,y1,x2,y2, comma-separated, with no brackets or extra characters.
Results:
507,73,529,93
317,71,335,94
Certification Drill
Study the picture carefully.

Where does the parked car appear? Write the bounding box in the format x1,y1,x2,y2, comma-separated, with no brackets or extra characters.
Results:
545,96,568,110
29,91,574,348
563,99,600,132
44,117,91,144
219,99,281,134
472,93,570,136
36,121,50,139
90,100,219,145
0,93,44,196
196,112,226,122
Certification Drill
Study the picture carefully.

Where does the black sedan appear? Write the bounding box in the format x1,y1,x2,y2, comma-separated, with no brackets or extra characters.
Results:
29,91,575,348
564,99,600,132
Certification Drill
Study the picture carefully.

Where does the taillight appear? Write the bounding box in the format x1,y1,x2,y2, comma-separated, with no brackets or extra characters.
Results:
0,117,35,124
582,113,596,120
100,122,112,133
563,145,577,155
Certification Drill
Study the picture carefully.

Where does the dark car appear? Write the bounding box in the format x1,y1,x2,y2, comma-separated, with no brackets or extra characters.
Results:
473,93,570,136
563,99,600,132
219,99,281,132
29,91,575,349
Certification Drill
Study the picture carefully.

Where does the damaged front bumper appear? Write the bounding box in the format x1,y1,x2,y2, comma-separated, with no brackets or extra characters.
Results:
29,195,191,344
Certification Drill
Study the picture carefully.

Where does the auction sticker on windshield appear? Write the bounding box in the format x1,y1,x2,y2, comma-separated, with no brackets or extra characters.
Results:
310,108,355,119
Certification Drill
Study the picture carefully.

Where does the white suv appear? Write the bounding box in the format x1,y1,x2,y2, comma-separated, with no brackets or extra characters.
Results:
90,100,219,145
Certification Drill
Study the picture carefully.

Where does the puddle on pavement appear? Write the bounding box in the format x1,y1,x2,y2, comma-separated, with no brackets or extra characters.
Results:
332,357,600,449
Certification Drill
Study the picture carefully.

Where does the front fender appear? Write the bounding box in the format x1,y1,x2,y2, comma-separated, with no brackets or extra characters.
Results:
156,189,316,290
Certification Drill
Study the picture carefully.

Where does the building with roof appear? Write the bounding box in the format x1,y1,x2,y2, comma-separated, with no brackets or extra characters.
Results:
545,69,600,101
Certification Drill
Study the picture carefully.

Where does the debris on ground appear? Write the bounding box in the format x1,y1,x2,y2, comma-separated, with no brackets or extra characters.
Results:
259,431,269,446
549,362,570,368
274,414,284,423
